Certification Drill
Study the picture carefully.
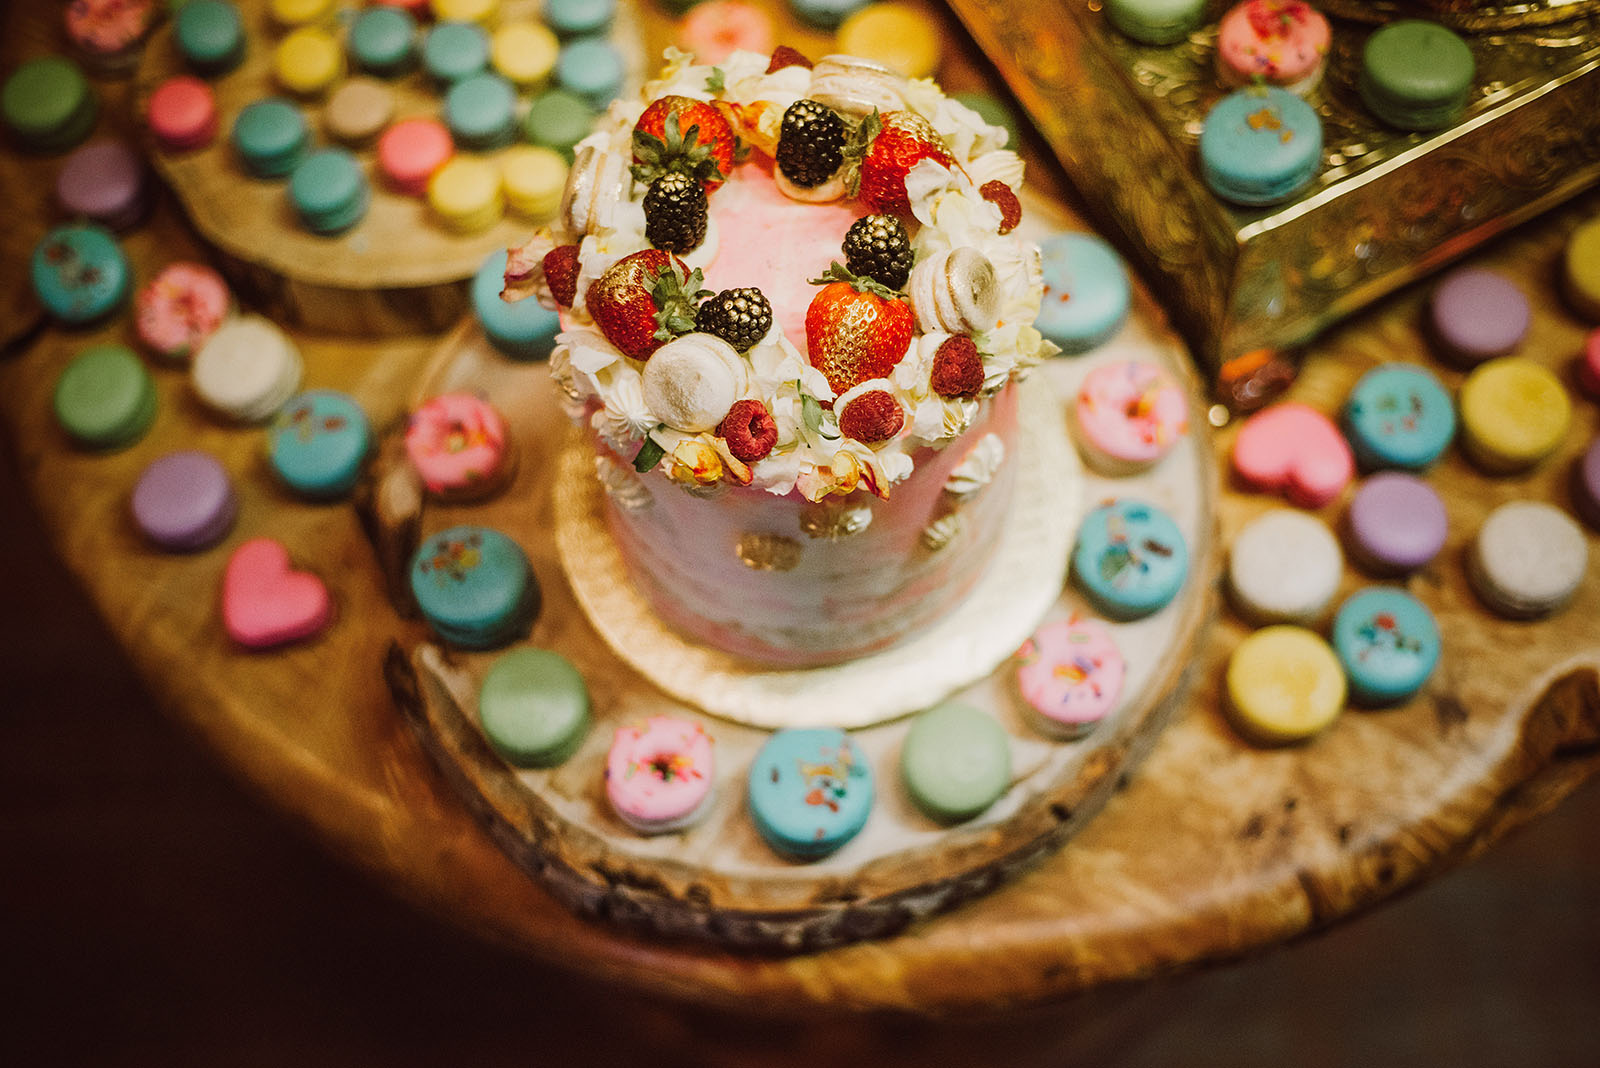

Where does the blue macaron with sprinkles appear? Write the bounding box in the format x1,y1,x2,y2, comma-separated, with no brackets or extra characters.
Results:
474,249,560,360
1072,499,1189,620
410,525,542,650
267,390,372,499
1342,363,1456,472
1199,85,1322,207
1330,586,1441,706
1035,231,1132,355
31,223,131,325
747,728,873,861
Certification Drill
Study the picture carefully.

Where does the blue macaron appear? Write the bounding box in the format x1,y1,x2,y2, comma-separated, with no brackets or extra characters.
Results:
1343,363,1457,471
349,6,418,78
473,249,561,361
31,223,131,325
423,21,490,85
1331,587,1441,706
289,148,370,235
175,0,247,77
267,390,372,498
1035,231,1132,355
444,71,518,150
747,728,873,861
232,97,310,178
410,525,542,650
1072,499,1189,620
555,37,623,109
1199,86,1322,207
544,0,617,37
787,0,871,29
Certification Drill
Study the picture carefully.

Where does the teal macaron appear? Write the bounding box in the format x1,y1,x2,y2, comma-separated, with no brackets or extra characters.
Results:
899,702,1011,824
477,647,591,768
1035,231,1131,354
1331,587,1441,706
175,0,247,77
444,71,518,150
423,21,491,85
267,390,372,498
1359,20,1474,132
2,56,98,153
1104,0,1205,46
410,525,542,650
523,88,594,161
1200,86,1322,207
1072,499,1189,621
747,728,874,860
349,6,418,78
952,91,1019,151
31,223,131,325
555,37,623,109
289,148,370,235
473,249,560,360
1342,363,1456,471
53,343,158,450
232,97,310,178
544,0,617,38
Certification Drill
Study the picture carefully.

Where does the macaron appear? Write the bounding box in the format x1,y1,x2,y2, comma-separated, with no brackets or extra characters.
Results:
174,0,246,77
1468,501,1587,619
899,702,1011,824
1561,214,1600,323
221,537,335,650
1104,0,1206,45
53,343,158,451
433,0,500,23
324,77,395,147
409,525,542,649
747,728,873,860
1214,0,1331,95
837,3,940,80
131,450,238,551
1584,330,1600,399
1074,359,1188,475
473,248,560,360
274,25,344,97
372,0,431,13
678,1,774,65
65,0,157,74
787,0,870,30
267,389,372,498
405,393,515,500
349,5,418,78
146,75,218,152
1225,625,1345,745
231,98,309,179
952,91,1019,150
1227,508,1343,625
191,315,304,423
2,56,98,153
477,648,591,768
423,20,490,84
56,139,150,231
443,71,517,150
1200,85,1322,207
555,37,623,109
1014,616,1124,739
1359,20,1474,131
135,261,232,362
1342,363,1456,471
1035,231,1131,354
1345,472,1448,575
1331,587,1441,706
544,0,615,38
1232,402,1354,508
490,21,559,87
30,224,130,326
1428,268,1530,366
427,156,504,234
522,88,593,161
1457,357,1570,474
1573,437,1600,531
377,116,454,196
270,0,335,25
1072,499,1189,621
605,716,715,834
289,148,370,235
500,144,568,220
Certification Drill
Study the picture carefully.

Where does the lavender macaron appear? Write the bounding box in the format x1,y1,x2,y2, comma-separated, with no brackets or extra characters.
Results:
1575,437,1600,531
131,450,238,551
1346,472,1449,574
56,139,150,232
1428,268,1530,366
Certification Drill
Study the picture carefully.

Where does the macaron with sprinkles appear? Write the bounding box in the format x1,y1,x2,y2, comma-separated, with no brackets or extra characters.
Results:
1200,85,1322,207
410,525,542,649
1342,363,1455,471
899,702,1011,824
478,648,591,769
1226,625,1345,745
267,390,372,499
1074,359,1188,475
1331,587,1441,706
53,343,158,451
65,0,158,74
1035,231,1131,354
1072,499,1189,621
680,1,775,66
135,261,232,362
1014,616,1125,739
405,392,516,501
31,223,131,326
606,716,715,834
748,728,873,860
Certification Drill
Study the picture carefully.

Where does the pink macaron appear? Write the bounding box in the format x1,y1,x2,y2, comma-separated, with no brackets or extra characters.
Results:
147,75,219,152
135,261,233,363
378,117,454,197
1215,0,1331,95
679,1,776,65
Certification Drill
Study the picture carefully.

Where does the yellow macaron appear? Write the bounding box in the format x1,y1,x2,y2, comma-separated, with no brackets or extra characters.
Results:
501,145,568,220
274,26,343,97
1458,357,1571,473
432,0,499,24
270,0,335,28
837,3,942,80
1563,214,1600,323
491,22,559,88
1225,626,1346,745
428,156,504,234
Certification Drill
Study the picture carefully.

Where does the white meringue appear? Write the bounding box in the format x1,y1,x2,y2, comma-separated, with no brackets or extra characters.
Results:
909,247,1002,335
808,55,907,118
641,333,747,432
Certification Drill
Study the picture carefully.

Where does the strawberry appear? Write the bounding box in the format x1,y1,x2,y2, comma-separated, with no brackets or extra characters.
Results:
632,95,737,192
855,110,954,217
766,45,812,74
542,244,581,307
586,249,709,361
805,262,915,397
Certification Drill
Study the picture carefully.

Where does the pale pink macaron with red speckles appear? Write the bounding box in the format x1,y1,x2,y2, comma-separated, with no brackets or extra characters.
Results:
1215,0,1331,95
147,75,219,152
135,261,233,363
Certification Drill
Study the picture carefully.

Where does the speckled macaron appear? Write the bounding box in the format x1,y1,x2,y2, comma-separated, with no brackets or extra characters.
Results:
2,56,98,153
1104,0,1206,45
680,1,775,66
1200,85,1322,207
1072,499,1189,621
267,390,372,498
605,717,716,834
1342,363,1455,471
56,139,150,231
522,88,593,160
748,728,873,860
192,315,303,423
1359,19,1474,131
232,97,310,178
1468,501,1587,619
555,37,623,109
410,525,541,649
544,0,615,38
1226,625,1345,745
423,20,490,84
1228,507,1343,625
1074,359,1188,475
349,5,418,77
474,248,560,359
31,223,131,325
1331,587,1441,706
65,0,158,74
289,148,370,235
174,0,246,77
404,392,515,501
1345,472,1448,575
1035,231,1131,355
131,450,238,551
444,71,517,150
899,702,1010,824
53,343,157,450
477,648,591,768
1014,616,1125,739
1428,268,1530,366
135,261,232,362
1457,357,1570,474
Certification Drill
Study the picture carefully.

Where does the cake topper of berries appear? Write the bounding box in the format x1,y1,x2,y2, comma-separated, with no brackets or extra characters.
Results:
842,213,913,290
776,98,847,189
631,97,736,192
698,287,773,352
542,244,581,307
806,262,915,396
838,390,905,444
586,249,710,361
643,171,708,253
930,335,986,398
718,398,779,462
854,109,955,216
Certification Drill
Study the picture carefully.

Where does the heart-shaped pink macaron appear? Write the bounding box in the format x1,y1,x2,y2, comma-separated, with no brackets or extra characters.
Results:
221,537,332,649
1231,402,1354,508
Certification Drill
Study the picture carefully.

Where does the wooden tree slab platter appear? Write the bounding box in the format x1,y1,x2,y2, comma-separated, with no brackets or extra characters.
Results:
131,0,645,336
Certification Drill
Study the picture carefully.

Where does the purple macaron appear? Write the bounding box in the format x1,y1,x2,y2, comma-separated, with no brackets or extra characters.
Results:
1575,438,1600,531
56,140,150,232
1346,472,1449,574
131,450,238,551
1428,268,1530,366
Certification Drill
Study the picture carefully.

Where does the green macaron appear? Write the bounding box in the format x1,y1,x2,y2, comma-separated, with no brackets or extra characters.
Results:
1359,20,1475,131
53,343,158,450
899,701,1012,824
522,88,594,161
476,648,591,768
2,56,98,153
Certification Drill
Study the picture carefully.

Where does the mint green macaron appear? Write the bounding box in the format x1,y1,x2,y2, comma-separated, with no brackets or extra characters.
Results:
53,343,158,450
477,647,591,768
1104,0,1205,46
899,701,1012,823
289,148,370,234
523,88,593,161
1359,20,1475,131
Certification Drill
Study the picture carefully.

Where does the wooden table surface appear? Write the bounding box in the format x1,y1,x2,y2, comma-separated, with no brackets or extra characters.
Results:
3,0,1599,1018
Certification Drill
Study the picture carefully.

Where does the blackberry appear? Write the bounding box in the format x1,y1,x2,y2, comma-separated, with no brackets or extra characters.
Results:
643,171,707,254
776,98,846,188
697,287,773,352
842,214,913,290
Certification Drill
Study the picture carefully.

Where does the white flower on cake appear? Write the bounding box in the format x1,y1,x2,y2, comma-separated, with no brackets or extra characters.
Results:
590,365,654,449
945,433,1006,497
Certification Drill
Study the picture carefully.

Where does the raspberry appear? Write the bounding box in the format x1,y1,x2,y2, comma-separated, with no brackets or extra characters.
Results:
979,180,1022,234
931,335,985,398
718,398,778,462
838,390,904,443
543,244,581,307
766,46,812,74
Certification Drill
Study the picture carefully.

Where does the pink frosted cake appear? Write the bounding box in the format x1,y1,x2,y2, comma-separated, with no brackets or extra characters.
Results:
506,48,1057,667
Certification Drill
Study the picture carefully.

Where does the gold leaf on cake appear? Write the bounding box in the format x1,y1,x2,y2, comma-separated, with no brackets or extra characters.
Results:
798,502,873,540
737,532,803,572
921,513,964,552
